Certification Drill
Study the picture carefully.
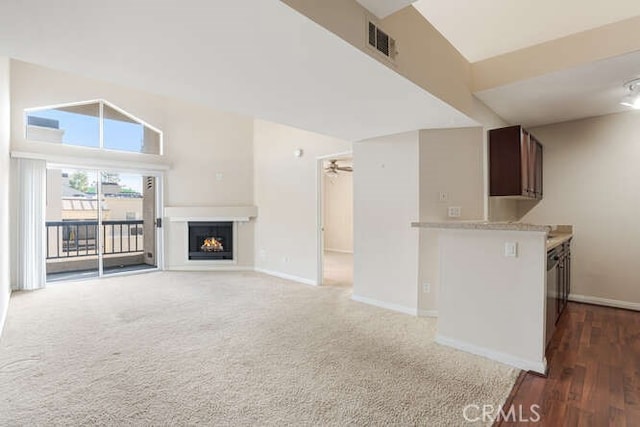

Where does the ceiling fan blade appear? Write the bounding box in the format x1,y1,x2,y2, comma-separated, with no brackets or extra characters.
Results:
337,166,353,172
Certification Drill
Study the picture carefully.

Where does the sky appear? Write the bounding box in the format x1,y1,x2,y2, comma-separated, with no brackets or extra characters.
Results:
28,107,146,152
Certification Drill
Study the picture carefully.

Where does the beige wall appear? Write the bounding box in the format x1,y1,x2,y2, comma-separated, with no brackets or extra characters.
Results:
417,127,485,314
323,170,353,253
419,127,484,220
101,198,143,221
353,131,419,313
281,0,506,126
253,119,351,283
0,57,11,333
9,60,255,272
521,111,640,305
381,6,472,116
160,97,254,207
437,229,547,372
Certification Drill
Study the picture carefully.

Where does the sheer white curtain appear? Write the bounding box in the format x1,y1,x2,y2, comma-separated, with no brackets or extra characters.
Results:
14,158,47,290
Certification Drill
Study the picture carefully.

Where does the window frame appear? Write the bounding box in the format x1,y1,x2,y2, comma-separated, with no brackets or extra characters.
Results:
24,99,164,155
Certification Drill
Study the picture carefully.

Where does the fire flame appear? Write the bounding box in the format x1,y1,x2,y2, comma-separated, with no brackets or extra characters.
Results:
201,237,223,252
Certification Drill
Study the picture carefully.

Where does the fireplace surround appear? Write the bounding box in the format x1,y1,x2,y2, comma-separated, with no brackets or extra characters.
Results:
188,221,233,260
164,206,257,270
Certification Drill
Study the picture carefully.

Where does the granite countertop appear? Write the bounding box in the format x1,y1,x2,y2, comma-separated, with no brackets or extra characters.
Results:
546,224,573,250
411,221,552,232
411,221,574,250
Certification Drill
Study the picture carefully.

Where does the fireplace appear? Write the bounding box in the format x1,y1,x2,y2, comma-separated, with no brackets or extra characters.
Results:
188,222,233,260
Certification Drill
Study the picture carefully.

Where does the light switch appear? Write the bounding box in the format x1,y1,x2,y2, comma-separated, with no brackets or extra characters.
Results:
448,206,461,218
438,192,449,202
504,242,518,257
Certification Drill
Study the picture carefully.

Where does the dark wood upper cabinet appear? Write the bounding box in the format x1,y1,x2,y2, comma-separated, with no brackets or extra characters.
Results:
489,125,543,199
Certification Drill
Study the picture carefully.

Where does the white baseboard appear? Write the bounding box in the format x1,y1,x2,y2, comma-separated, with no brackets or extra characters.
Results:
324,248,353,254
435,334,547,374
167,266,254,272
568,294,640,311
351,294,417,316
0,290,10,339
418,309,438,318
254,268,318,286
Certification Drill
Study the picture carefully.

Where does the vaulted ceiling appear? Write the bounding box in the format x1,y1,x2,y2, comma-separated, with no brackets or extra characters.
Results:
412,0,640,62
413,0,640,127
1,0,639,136
0,0,476,142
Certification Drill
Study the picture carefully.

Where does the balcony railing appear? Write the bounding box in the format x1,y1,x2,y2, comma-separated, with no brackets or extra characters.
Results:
46,220,144,260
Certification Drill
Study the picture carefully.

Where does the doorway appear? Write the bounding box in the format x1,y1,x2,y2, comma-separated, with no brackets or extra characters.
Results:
45,167,161,282
319,155,353,288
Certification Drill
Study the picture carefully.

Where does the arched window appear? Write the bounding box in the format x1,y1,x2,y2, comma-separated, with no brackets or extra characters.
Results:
25,99,163,155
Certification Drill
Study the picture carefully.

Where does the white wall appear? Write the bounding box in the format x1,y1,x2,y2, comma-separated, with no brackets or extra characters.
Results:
9,60,255,271
0,57,11,335
253,119,351,284
417,127,485,314
437,229,547,372
323,169,353,253
353,131,420,314
522,111,640,306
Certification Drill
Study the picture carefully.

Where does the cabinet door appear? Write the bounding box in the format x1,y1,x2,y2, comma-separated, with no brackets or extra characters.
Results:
565,249,571,301
534,141,543,198
567,252,571,297
520,130,531,197
556,259,563,320
489,126,523,197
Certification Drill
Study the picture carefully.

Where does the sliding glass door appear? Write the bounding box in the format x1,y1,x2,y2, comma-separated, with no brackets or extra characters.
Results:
45,167,160,282
101,172,157,276
45,168,100,282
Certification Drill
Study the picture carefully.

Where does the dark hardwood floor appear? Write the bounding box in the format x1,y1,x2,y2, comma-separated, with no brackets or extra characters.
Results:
495,302,640,426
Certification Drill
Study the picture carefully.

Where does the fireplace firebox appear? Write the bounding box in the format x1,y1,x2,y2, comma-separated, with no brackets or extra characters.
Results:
188,221,233,260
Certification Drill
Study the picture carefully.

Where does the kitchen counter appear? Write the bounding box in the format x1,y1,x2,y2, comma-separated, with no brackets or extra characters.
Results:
411,221,551,232
546,225,573,251
415,221,573,374
546,233,572,251
411,221,573,251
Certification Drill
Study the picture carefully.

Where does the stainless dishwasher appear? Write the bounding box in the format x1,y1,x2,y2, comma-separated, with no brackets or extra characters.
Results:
545,248,559,347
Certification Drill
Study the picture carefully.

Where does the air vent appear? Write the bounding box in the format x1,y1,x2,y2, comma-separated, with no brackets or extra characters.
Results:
367,21,396,60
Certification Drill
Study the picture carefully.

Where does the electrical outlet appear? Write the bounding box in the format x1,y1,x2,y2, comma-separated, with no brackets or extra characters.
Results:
448,206,461,218
282,256,289,263
215,173,223,181
423,283,431,293
438,192,449,202
504,242,518,257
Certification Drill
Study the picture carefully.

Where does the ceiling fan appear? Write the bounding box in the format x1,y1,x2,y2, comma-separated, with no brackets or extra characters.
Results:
325,159,353,176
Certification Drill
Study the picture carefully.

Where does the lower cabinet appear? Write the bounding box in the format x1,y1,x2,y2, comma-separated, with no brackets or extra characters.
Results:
546,239,572,348
557,240,571,317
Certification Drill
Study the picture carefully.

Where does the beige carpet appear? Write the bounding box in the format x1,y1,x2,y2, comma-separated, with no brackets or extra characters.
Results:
323,250,353,288
0,271,518,426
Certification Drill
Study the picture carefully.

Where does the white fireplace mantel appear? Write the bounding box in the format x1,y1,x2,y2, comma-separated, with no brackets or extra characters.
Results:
164,206,257,272
164,206,258,222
